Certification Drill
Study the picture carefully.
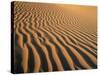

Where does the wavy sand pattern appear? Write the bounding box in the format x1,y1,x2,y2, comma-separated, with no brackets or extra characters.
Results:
13,1,97,73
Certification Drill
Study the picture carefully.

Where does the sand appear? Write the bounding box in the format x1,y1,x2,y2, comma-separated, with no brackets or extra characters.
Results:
12,1,97,73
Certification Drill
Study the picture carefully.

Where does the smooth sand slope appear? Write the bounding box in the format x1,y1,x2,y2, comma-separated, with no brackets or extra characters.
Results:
13,1,97,73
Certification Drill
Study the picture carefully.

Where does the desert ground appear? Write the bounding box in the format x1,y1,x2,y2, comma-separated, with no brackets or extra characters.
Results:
12,1,97,73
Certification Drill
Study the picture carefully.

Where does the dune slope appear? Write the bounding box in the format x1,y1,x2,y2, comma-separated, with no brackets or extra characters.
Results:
13,1,97,73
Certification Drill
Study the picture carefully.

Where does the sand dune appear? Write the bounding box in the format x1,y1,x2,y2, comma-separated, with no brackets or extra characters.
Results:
12,1,97,73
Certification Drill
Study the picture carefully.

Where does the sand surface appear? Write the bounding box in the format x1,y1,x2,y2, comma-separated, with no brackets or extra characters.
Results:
13,1,97,73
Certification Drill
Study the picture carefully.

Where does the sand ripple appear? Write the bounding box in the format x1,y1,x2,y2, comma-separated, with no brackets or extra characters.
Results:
12,1,97,73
